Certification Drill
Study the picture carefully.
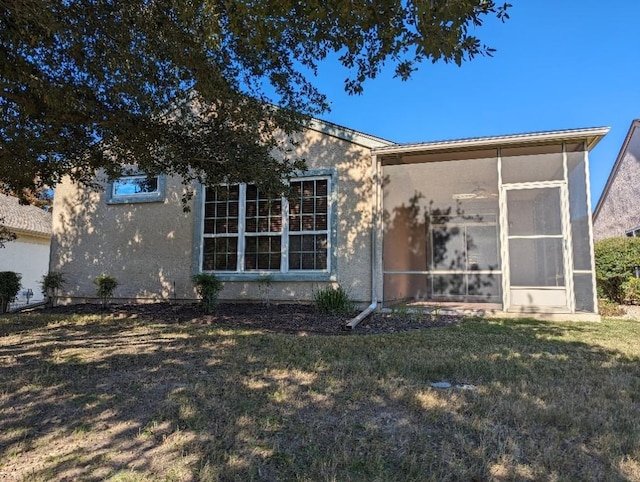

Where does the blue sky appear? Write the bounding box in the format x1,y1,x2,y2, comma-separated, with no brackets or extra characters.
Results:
308,1,640,207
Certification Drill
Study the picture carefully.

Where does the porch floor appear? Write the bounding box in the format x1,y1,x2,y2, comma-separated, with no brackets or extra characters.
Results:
381,300,601,322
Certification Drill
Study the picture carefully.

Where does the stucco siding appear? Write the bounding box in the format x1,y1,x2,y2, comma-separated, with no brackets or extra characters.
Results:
51,173,197,302
0,233,50,303
593,124,640,240
210,128,374,303
50,126,375,304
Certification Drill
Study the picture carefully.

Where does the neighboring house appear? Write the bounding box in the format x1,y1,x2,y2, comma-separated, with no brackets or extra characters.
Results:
593,119,640,240
49,120,608,320
0,193,52,305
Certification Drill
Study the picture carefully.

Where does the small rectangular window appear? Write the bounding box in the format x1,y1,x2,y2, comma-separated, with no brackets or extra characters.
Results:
113,176,159,197
107,174,165,204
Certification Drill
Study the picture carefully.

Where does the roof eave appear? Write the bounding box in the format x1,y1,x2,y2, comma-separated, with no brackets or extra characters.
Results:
3,226,52,239
307,118,395,149
373,127,610,156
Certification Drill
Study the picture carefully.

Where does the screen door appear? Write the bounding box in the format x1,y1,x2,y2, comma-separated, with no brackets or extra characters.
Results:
505,186,569,311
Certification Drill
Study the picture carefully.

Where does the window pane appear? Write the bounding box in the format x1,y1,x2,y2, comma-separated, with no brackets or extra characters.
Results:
245,236,281,270
245,186,282,234
316,180,328,196
303,181,314,196
467,225,499,270
289,234,328,271
289,178,329,238
204,186,240,235
203,237,237,271
113,176,158,196
431,224,465,270
466,272,501,298
432,274,465,296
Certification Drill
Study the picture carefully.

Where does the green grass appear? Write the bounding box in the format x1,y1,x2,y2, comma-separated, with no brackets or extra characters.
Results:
1,313,640,481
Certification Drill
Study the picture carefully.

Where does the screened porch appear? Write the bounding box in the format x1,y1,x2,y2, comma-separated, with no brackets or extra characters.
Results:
377,128,608,316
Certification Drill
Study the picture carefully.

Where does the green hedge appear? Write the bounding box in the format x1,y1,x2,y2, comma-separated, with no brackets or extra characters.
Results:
594,237,640,303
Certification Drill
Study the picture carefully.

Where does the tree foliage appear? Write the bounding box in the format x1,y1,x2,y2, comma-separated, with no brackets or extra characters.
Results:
594,237,640,303
0,271,21,313
0,218,16,248
1,0,510,199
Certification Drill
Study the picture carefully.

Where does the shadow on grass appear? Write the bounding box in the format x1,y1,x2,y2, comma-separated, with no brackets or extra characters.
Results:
1,313,639,481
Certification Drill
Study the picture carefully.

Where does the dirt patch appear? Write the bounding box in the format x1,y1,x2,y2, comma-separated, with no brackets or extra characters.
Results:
42,302,464,335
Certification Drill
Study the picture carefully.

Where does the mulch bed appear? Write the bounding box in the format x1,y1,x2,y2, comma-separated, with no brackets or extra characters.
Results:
41,302,465,335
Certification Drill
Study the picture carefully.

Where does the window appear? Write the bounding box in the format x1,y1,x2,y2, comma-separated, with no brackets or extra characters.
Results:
626,227,640,237
107,174,165,204
201,176,332,275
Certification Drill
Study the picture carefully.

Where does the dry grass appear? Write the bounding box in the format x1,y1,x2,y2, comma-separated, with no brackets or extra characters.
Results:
1,312,639,481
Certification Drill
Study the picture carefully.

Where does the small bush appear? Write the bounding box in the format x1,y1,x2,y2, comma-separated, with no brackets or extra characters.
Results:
192,273,224,314
595,237,640,303
41,272,66,307
598,298,625,318
94,274,118,307
0,271,21,313
313,285,354,315
622,276,640,304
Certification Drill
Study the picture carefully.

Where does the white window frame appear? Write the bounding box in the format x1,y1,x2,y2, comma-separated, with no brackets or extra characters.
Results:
200,175,332,276
626,227,640,237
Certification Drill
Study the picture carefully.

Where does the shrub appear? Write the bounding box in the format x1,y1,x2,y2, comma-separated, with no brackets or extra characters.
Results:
594,237,640,303
41,271,66,307
192,273,224,314
313,285,354,315
598,298,625,318
94,274,118,307
622,276,640,304
0,271,21,313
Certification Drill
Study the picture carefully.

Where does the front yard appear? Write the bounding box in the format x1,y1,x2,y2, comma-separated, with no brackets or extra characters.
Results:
1,310,639,481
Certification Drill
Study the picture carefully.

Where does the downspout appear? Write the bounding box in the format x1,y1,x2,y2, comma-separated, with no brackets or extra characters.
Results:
345,153,379,329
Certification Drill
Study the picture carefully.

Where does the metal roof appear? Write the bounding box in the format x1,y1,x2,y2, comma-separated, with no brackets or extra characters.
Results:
373,126,610,156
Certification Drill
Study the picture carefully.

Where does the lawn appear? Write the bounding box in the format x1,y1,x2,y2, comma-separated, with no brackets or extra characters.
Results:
1,312,640,481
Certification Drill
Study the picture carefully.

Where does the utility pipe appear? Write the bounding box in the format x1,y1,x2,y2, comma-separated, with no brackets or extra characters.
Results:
345,153,379,330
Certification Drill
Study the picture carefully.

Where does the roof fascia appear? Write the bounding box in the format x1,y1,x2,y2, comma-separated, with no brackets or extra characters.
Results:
373,127,610,156
3,227,51,239
307,118,394,149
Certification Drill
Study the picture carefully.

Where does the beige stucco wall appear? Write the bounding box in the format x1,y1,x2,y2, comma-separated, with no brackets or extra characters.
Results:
594,124,640,240
50,173,197,302
50,126,375,304
1,232,50,303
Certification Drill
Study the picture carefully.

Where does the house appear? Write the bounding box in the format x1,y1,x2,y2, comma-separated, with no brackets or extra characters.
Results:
49,120,608,320
593,119,640,240
0,193,52,305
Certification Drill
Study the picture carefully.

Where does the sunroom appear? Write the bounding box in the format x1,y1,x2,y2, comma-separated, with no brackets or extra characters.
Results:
377,127,609,319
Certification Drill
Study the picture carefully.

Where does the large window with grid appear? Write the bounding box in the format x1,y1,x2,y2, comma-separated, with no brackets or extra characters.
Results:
201,177,331,274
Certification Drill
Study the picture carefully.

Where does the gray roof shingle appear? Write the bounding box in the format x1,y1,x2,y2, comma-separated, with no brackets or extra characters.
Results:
0,194,52,237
